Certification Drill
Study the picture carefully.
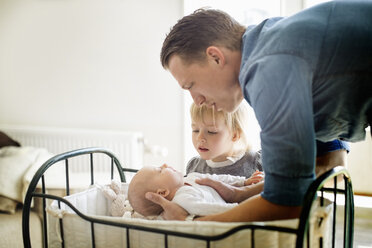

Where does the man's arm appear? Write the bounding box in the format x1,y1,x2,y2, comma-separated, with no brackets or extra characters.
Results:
196,194,302,222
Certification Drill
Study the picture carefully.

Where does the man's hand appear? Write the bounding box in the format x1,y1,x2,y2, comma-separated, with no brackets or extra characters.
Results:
145,192,189,220
195,177,242,203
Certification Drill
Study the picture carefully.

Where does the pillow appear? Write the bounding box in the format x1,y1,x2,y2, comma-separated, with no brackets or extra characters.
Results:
0,196,18,214
0,131,20,148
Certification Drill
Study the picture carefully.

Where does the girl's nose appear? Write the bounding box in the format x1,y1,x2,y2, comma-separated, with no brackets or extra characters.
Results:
197,133,206,142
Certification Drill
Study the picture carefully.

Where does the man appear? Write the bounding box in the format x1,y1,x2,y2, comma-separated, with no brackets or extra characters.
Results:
147,0,372,222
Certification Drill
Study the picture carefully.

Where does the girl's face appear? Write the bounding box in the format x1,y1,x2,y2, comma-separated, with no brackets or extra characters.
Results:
192,113,237,162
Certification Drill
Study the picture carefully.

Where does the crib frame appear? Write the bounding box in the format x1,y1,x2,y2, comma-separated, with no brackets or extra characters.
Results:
22,147,354,248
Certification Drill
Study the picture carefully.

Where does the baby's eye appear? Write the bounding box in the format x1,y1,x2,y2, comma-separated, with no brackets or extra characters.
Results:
192,130,199,133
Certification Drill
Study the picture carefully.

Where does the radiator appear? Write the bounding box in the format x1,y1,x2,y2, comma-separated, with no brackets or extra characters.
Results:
0,125,144,174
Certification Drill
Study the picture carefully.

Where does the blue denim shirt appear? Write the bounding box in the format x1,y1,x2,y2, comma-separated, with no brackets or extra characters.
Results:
239,0,372,206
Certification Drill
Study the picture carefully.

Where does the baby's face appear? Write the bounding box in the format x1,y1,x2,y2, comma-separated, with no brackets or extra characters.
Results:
140,164,184,191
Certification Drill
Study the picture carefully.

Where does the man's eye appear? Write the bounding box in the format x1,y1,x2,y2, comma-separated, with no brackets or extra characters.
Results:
183,83,193,90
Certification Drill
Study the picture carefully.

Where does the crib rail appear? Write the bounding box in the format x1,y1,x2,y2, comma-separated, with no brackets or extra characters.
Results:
22,148,354,248
297,166,354,248
22,147,126,248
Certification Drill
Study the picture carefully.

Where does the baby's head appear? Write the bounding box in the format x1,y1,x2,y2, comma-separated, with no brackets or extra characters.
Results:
190,101,251,160
128,164,184,216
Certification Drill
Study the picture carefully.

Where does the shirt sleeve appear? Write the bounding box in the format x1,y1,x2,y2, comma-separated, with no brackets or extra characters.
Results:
188,172,246,186
172,186,238,216
243,54,316,206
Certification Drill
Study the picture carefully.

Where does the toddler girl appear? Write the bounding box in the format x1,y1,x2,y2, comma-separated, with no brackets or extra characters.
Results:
187,101,262,180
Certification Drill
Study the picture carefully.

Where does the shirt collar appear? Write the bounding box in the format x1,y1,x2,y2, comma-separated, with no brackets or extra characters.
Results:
205,151,245,168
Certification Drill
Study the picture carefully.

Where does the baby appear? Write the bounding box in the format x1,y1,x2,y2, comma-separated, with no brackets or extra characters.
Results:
127,164,263,217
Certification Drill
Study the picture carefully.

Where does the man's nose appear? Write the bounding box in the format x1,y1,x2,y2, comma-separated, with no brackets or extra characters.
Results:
190,92,206,106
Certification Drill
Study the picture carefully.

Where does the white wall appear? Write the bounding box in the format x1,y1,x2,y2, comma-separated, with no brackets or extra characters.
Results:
0,0,186,171
347,131,372,195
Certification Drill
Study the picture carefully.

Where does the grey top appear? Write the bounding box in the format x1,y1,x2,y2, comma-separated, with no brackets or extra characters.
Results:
186,151,262,178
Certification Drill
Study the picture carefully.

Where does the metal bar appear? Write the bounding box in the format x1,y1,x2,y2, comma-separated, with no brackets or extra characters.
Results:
251,228,255,248
332,177,337,248
307,227,310,248
126,228,130,248
65,159,70,196
348,178,355,248
165,234,168,248
42,175,48,248
90,153,94,185
344,177,348,248
91,222,96,248
111,157,114,180
344,175,354,248
58,200,65,248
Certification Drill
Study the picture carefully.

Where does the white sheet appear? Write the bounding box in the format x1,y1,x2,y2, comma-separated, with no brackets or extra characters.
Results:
46,183,333,248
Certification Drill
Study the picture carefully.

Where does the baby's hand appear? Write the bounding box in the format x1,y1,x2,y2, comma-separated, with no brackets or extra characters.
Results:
244,170,264,186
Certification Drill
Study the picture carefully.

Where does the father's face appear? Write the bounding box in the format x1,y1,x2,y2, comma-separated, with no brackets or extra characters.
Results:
168,54,243,113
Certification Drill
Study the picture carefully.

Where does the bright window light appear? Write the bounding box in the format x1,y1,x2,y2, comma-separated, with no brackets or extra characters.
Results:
184,0,281,25
182,1,279,166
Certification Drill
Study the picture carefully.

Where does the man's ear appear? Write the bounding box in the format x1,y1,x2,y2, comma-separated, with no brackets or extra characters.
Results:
156,188,170,198
206,46,225,66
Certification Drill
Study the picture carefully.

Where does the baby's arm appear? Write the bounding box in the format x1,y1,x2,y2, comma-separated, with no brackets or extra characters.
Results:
244,170,264,186
189,172,246,187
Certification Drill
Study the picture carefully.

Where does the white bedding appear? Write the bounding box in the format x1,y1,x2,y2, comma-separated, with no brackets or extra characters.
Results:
46,183,333,248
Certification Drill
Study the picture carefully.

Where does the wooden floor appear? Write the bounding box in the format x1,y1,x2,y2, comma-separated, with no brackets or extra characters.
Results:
353,217,372,248
335,196,372,248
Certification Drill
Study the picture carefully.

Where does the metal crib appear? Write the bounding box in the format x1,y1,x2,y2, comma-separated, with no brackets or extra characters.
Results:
22,147,354,248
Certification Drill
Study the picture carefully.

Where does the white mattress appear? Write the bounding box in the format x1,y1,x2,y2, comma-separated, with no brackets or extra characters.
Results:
46,183,333,248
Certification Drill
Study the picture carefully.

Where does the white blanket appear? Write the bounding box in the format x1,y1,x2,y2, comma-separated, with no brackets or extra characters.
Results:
0,146,55,203
46,183,333,248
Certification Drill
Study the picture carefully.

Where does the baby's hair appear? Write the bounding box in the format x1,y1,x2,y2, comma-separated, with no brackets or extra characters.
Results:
190,101,251,152
127,173,163,216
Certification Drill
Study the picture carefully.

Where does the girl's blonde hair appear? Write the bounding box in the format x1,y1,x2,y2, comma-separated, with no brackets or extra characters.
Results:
190,101,251,153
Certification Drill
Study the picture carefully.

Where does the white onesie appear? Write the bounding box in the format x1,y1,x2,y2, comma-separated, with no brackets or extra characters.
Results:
171,172,245,216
